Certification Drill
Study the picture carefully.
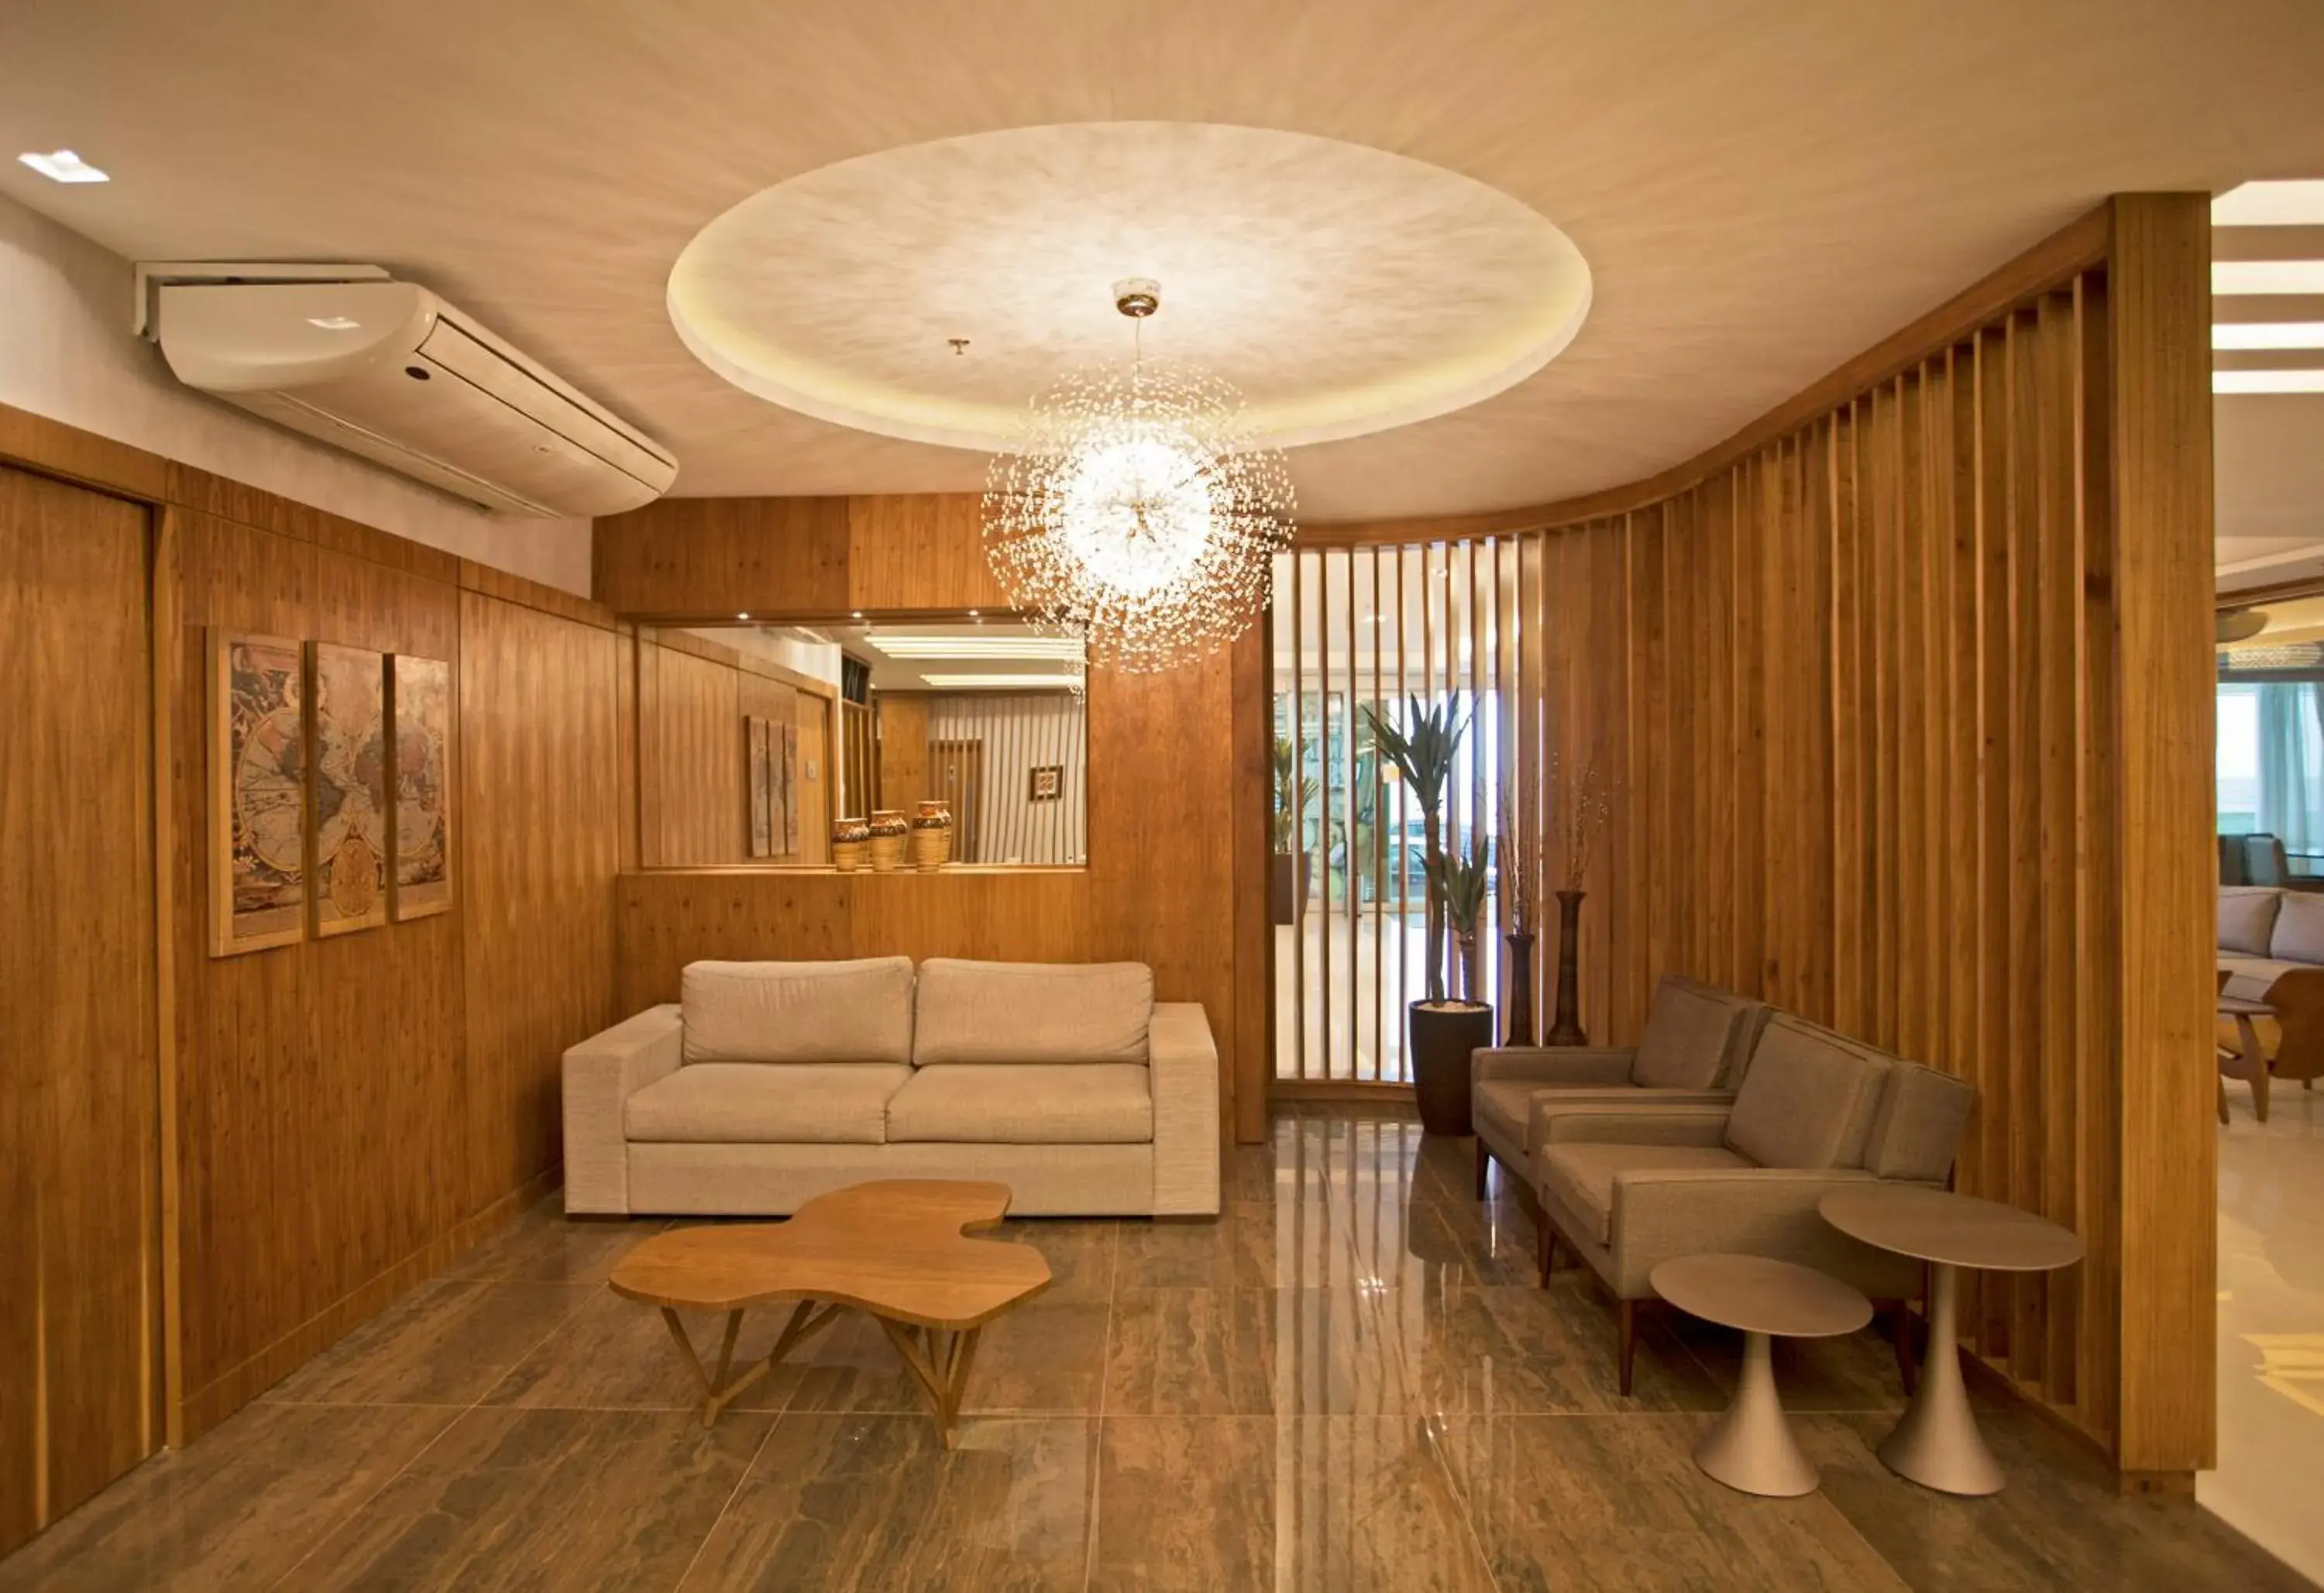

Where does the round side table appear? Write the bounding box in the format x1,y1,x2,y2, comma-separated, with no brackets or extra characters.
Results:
1819,1186,2083,1496
1651,1253,1873,1498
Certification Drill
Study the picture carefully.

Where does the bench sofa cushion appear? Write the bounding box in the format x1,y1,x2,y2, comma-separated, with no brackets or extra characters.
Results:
680,957,915,1065
912,959,1153,1065
2274,893,2324,965
1538,1142,1752,1244
625,1063,909,1144
885,1063,1153,1144
2222,886,2285,957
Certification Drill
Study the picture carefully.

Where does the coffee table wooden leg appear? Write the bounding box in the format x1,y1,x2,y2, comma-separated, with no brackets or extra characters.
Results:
876,1317,987,1449
660,1306,789,1429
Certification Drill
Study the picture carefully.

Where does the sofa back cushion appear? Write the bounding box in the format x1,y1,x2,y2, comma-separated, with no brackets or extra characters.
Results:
680,957,915,1064
913,959,1153,1065
2273,892,2324,965
1862,1062,1976,1182
1724,1014,1891,1170
1630,975,1767,1090
2223,886,2286,957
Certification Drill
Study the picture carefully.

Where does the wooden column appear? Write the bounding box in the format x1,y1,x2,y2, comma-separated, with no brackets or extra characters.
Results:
2105,191,2216,1478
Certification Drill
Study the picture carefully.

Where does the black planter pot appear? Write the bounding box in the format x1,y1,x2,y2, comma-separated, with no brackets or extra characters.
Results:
1269,852,1310,925
1409,999,1494,1137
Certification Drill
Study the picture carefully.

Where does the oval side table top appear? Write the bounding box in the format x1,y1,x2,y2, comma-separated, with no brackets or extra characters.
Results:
1651,1254,1873,1340
1819,1186,2085,1274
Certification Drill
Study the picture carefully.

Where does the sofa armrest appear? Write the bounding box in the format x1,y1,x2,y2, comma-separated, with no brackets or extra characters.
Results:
561,1004,681,1214
1473,1048,1636,1088
1538,1105,1732,1148
1149,1003,1222,1216
1609,1168,1935,1298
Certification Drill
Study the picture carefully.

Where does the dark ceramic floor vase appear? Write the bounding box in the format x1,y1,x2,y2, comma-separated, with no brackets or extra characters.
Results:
1409,1000,1494,1135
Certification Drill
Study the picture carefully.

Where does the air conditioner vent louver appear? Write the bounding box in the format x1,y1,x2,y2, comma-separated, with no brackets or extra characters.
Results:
145,266,675,517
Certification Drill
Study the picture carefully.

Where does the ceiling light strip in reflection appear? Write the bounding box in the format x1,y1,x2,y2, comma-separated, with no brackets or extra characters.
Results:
2214,370,2324,394
865,635,1087,661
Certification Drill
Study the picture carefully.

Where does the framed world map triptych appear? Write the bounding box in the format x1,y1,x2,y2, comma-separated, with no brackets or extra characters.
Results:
205,629,454,957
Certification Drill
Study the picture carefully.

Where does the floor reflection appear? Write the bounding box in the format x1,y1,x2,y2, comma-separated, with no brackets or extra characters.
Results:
2203,1082,2324,1584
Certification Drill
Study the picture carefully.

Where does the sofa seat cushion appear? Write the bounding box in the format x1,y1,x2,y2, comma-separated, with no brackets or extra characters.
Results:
681,958,915,1065
1473,1079,1540,1157
2223,956,2306,1002
885,1064,1153,1144
1538,1143,1752,1244
625,1064,909,1144
913,959,1153,1065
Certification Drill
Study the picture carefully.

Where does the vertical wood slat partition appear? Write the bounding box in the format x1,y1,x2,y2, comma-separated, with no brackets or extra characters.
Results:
1285,198,2212,1474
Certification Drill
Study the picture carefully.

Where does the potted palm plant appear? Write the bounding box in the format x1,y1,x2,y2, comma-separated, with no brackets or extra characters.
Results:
1363,697,1489,1135
1270,737,1318,925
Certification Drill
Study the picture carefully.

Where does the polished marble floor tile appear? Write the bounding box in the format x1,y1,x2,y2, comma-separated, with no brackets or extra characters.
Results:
2,1106,2302,1592
0,1402,456,1593
440,1198,663,1285
284,1406,770,1591
264,1279,589,1407
776,1295,1111,1416
1090,1416,1493,1592
481,1287,792,1414
680,1416,1095,1592
1811,1407,2312,1592
1439,1410,1909,1591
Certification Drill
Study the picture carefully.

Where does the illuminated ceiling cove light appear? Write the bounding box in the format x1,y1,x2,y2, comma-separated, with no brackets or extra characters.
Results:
17,149,108,183
918,673,1086,690
2214,322,2324,351
866,634,1088,661
984,279,1294,674
2215,370,2324,394
2212,181,2324,227
2214,260,2324,296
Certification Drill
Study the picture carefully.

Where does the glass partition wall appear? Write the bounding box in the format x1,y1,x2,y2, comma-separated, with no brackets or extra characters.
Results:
1272,542,1532,1085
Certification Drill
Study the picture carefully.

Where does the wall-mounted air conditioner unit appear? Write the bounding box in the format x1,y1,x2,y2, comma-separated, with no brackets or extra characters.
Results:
138,262,676,517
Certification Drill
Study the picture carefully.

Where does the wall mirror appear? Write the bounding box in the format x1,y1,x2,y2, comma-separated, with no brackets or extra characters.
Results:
634,616,1088,869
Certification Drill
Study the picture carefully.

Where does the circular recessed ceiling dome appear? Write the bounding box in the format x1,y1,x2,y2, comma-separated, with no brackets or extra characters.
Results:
668,122,1592,452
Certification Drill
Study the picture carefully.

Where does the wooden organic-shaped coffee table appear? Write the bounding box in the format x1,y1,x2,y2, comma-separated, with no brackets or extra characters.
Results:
607,1180,1050,1445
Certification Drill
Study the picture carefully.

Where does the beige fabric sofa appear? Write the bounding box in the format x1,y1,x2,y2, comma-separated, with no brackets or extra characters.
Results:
2219,886,2324,1099
562,956,1220,1217
1528,1011,1975,1393
1469,975,1769,1199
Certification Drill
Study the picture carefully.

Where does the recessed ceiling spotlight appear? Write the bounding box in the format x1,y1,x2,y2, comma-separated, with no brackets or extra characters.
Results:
737,611,751,619
18,149,108,184
851,610,865,619
306,315,363,332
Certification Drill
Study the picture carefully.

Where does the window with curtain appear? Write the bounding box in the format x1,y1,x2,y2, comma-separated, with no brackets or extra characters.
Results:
2218,680,2324,867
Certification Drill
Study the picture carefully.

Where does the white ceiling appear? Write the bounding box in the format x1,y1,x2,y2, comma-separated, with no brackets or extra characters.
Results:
5,0,2324,528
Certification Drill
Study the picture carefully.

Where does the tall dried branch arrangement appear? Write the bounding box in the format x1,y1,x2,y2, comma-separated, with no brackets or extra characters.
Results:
1497,766,1541,936
1546,748,1613,891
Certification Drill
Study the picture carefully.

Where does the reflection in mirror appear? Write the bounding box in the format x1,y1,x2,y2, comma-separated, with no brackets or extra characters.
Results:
638,618,1087,869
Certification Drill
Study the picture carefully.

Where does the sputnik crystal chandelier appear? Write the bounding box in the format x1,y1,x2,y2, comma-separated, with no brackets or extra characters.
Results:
982,278,1296,674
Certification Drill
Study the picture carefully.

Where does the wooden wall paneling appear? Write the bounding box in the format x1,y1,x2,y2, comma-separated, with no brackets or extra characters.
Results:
614,872,853,1011
877,693,930,816
1632,505,1669,1006
2004,306,2049,1389
0,467,159,1553
2034,288,2085,1407
592,496,849,618
2105,193,2215,1474
616,624,640,872
1730,460,1766,1006
645,642,746,865
1894,371,1928,1062
1970,323,2016,1362
1703,475,1737,999
1231,624,1272,1142
457,590,621,1213
845,494,1009,613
